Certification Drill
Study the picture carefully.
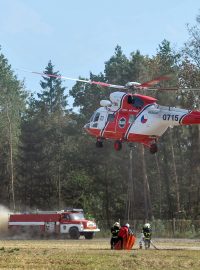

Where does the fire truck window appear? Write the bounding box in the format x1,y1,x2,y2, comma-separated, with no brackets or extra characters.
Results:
107,114,115,122
94,112,100,122
132,97,144,109
62,214,70,221
69,213,85,220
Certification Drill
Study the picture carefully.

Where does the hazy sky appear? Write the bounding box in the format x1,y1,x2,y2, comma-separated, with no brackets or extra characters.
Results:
0,0,199,102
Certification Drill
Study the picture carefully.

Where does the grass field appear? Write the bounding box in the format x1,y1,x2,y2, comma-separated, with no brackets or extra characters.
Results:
0,238,200,270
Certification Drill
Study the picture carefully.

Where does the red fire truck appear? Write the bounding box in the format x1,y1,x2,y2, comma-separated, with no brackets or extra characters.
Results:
8,208,100,239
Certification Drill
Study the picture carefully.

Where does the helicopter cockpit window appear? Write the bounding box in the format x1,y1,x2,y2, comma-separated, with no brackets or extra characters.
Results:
93,112,100,122
91,112,100,128
89,113,95,122
132,97,144,109
107,113,115,122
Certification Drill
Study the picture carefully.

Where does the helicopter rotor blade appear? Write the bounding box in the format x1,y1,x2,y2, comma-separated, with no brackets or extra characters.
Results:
138,75,171,89
147,87,200,91
85,81,127,89
18,69,200,91
146,87,179,91
19,69,127,90
31,71,92,84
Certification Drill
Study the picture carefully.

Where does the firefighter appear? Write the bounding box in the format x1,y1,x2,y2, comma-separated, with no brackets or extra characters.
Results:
139,223,152,249
110,222,120,249
117,223,130,249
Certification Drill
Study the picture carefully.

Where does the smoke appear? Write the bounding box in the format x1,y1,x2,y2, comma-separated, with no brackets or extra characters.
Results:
0,205,10,236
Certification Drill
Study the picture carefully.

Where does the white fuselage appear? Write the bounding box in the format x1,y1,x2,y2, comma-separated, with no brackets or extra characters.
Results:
128,104,189,137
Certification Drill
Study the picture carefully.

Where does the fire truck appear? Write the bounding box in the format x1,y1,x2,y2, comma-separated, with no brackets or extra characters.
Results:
8,208,100,239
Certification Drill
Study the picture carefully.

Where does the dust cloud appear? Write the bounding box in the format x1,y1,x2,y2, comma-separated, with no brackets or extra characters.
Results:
0,205,10,236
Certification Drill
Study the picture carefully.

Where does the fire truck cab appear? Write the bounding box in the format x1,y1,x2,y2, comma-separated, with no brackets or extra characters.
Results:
8,208,100,239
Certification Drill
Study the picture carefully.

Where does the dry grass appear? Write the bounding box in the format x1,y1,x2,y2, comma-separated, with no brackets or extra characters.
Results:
0,239,200,270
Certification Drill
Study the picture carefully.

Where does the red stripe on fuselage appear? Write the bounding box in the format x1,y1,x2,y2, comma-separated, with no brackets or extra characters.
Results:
86,128,101,137
127,134,158,144
181,111,200,125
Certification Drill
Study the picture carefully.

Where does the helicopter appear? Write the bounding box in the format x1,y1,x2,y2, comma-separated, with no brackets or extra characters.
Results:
25,70,200,154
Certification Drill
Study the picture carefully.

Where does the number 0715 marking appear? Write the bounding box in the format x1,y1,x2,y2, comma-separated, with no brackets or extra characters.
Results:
162,114,179,121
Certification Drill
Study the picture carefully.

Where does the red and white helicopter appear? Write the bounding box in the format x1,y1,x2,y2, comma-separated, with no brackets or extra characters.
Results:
28,71,200,154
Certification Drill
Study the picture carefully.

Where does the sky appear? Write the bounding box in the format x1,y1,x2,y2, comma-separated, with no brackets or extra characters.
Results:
0,0,199,106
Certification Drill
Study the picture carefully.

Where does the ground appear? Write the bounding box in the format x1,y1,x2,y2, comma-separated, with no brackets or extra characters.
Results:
0,238,200,270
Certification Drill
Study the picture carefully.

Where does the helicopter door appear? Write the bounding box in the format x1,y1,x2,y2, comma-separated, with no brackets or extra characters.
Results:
91,112,100,128
91,110,107,130
97,111,107,130
115,112,129,137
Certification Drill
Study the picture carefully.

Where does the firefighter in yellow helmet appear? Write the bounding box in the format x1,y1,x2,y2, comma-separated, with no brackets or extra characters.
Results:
139,223,152,249
110,222,120,249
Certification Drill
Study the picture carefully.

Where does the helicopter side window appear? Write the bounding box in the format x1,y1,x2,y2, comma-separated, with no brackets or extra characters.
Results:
100,115,104,121
132,97,144,109
107,113,115,122
127,95,132,104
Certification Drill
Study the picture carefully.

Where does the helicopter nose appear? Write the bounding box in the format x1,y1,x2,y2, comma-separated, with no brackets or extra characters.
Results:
84,123,90,130
83,123,91,134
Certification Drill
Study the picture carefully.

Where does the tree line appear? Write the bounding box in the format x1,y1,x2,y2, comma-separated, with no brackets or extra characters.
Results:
0,16,200,226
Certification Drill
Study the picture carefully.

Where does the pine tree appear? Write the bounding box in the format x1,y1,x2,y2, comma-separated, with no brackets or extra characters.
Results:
18,62,69,209
37,60,68,114
0,47,26,210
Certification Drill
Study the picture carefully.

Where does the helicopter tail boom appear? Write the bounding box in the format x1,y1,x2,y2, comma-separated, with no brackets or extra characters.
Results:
181,111,200,125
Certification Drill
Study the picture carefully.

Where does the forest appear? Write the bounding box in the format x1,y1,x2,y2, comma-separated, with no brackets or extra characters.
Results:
0,15,200,228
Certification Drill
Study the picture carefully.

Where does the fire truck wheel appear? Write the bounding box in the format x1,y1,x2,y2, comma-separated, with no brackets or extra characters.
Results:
84,232,94,239
69,227,80,239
